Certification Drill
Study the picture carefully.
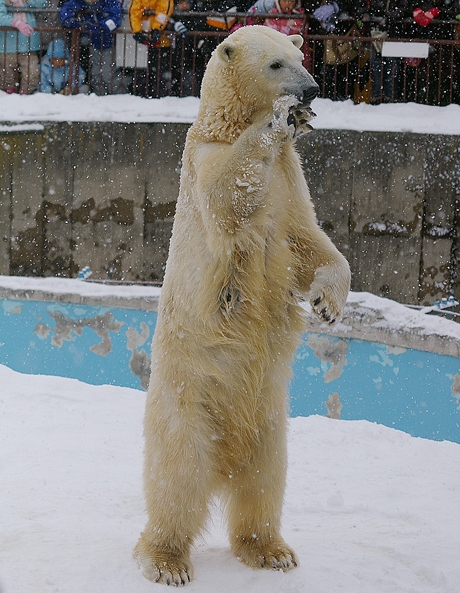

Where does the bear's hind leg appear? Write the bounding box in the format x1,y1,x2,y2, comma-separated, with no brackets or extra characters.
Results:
134,399,216,586
225,419,298,572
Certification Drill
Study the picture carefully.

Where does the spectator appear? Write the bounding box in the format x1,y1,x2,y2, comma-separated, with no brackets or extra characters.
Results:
195,0,238,53
313,2,363,101
248,0,313,68
265,0,306,35
39,38,87,93
128,0,174,97
406,2,459,103
0,0,46,94
168,0,206,96
60,0,125,95
355,1,410,104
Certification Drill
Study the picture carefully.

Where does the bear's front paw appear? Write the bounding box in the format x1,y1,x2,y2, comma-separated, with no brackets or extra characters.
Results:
266,95,299,142
287,104,316,137
232,536,298,572
309,262,350,324
134,537,192,586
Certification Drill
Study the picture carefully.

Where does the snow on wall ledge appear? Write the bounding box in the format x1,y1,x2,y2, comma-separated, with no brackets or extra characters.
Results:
1,93,460,135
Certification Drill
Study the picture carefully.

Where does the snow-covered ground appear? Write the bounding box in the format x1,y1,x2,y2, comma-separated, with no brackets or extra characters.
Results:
1,92,460,135
1,362,459,593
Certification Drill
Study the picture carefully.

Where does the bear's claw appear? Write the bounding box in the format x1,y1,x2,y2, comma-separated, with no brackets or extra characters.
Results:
138,558,192,587
233,539,298,572
288,104,316,137
267,95,299,142
134,538,193,586
309,263,349,324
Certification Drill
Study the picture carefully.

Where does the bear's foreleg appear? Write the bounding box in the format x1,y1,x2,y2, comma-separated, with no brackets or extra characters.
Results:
224,416,298,571
288,221,351,324
195,96,299,235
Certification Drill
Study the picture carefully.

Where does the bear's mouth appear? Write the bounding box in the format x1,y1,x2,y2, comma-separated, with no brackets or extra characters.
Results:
301,86,320,106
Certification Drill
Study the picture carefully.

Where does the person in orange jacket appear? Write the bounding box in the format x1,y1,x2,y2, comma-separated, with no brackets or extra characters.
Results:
128,0,174,47
128,0,174,96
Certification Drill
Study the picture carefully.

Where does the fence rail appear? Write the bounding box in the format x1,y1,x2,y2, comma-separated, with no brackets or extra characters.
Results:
1,10,459,104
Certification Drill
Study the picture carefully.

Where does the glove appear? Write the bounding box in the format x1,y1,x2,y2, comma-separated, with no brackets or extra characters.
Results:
313,2,339,23
133,29,161,47
174,21,189,38
102,18,117,33
313,2,339,32
133,32,149,45
148,28,161,47
413,7,439,27
62,18,81,29
197,39,212,56
83,22,101,32
12,17,34,36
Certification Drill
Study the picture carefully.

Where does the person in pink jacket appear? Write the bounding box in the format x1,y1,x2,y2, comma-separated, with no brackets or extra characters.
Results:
265,0,305,35
0,0,46,93
248,0,310,69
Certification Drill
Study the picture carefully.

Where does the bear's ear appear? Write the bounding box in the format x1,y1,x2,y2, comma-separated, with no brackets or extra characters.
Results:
289,35,303,49
217,41,237,64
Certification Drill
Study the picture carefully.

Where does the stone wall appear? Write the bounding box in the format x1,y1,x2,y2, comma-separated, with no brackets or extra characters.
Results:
1,122,459,305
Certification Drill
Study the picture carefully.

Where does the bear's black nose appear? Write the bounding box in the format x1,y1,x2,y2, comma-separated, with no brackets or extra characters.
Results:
302,85,320,105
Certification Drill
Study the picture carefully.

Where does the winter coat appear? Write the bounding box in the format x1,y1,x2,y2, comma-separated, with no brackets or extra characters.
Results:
0,0,46,54
127,0,173,33
39,38,86,93
60,0,123,50
265,0,305,36
248,0,276,13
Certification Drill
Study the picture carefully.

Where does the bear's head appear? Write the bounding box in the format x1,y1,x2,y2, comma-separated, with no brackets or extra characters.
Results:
197,26,319,141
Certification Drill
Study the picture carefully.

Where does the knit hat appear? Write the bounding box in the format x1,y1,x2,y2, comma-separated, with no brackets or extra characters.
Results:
46,38,67,59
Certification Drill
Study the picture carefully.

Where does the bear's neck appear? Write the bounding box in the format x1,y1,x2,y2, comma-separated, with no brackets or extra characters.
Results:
194,75,259,143
193,107,254,144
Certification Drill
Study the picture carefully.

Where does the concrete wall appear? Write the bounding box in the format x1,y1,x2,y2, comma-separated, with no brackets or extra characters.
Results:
1,123,459,305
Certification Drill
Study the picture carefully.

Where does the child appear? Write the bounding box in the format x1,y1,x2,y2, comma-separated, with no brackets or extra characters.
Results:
39,38,87,93
265,0,305,36
0,0,46,94
248,0,310,69
60,0,125,95
127,0,174,97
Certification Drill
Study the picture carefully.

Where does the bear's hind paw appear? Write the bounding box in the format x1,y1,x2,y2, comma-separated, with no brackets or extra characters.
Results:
134,539,192,586
233,539,298,572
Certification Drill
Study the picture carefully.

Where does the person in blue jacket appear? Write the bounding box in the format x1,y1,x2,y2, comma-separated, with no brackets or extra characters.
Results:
0,0,46,94
39,38,87,93
60,0,125,94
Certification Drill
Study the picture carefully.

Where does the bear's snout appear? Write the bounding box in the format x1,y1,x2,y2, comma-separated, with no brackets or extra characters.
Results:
302,85,320,106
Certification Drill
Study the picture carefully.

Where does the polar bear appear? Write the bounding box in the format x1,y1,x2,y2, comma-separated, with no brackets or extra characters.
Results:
134,26,351,586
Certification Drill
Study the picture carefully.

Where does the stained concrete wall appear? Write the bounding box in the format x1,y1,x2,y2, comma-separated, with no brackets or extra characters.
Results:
1,123,459,305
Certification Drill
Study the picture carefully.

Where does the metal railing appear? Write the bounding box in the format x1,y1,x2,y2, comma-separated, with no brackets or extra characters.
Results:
1,10,459,104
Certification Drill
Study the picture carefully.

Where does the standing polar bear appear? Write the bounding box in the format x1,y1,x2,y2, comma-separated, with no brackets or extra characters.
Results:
134,26,351,586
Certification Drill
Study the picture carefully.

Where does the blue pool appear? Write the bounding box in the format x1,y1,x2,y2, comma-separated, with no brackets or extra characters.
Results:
1,293,459,444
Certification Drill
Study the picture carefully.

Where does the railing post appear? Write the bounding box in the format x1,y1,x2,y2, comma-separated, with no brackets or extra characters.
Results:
67,28,81,95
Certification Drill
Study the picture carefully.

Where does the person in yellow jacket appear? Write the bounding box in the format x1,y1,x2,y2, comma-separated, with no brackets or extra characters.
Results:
128,0,174,48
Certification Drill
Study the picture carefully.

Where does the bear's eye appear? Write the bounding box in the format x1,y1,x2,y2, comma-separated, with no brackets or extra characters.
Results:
270,61,283,70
